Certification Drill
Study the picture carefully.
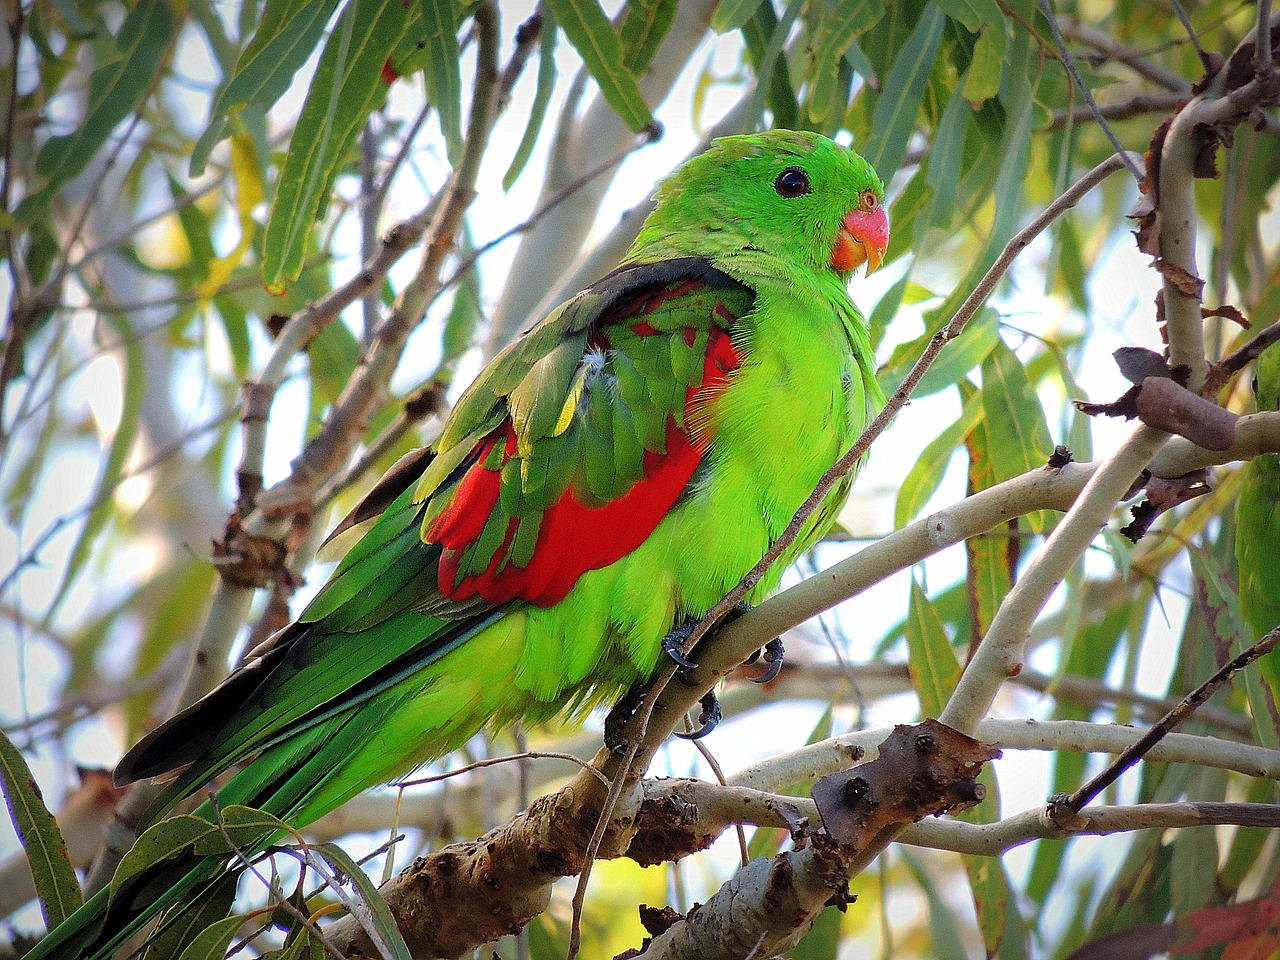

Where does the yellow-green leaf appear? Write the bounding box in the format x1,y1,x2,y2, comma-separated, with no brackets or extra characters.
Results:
0,731,83,927
17,0,177,221
174,915,250,960
895,390,982,528
263,0,414,291
979,340,1053,532
711,0,765,33
504,10,559,190
191,0,341,176
419,0,463,163
544,0,654,132
313,842,412,959
905,579,961,717
864,2,945,182
805,0,884,123
620,0,678,73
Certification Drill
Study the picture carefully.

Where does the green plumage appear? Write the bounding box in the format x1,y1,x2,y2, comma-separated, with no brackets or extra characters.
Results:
28,130,888,960
1236,343,1280,713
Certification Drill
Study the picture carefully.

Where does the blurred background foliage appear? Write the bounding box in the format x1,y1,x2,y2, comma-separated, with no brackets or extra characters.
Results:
3,0,1280,957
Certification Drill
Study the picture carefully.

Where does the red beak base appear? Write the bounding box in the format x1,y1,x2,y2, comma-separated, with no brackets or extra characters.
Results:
833,206,890,275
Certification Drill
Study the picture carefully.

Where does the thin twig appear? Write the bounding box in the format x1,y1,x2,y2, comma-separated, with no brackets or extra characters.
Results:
1260,0,1274,72
1063,624,1280,811
1167,0,1206,59
1057,19,1192,91
1039,0,1146,183
208,794,348,960
1049,91,1184,128
687,735,749,867
394,750,610,788
436,129,662,297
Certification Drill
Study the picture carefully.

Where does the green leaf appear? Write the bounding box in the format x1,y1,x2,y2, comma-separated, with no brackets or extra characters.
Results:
309,319,363,405
923,83,970,232
419,0,463,163
712,0,765,33
901,849,971,960
895,390,982,528
111,805,291,899
0,731,83,927
191,0,342,175
961,22,1006,106
504,10,558,190
905,579,961,717
933,0,1003,33
789,899,842,959
140,871,241,960
620,0,678,73
805,0,884,123
543,0,654,132
881,306,1001,398
739,0,801,131
979,340,1053,531
171,913,247,960
18,0,177,221
864,2,946,182
263,0,414,291
313,842,412,960
441,267,482,364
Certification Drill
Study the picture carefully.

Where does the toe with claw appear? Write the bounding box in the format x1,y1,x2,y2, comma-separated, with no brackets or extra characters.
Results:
749,636,785,684
675,689,722,741
661,619,699,671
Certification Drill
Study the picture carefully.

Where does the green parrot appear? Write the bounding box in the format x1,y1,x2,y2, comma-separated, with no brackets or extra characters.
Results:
1236,342,1280,717
27,129,889,959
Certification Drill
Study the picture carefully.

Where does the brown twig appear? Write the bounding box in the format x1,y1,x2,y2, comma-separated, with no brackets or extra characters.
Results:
1039,0,1146,183
394,750,610,789
1060,624,1280,813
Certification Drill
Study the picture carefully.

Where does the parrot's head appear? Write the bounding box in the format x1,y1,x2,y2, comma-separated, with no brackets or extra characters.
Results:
1252,342,1280,413
632,129,889,281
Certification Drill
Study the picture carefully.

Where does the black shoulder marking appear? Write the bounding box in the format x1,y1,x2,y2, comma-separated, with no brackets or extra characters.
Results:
587,256,750,305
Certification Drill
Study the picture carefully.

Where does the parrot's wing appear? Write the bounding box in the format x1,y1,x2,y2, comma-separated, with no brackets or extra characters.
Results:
410,255,756,607
115,256,755,793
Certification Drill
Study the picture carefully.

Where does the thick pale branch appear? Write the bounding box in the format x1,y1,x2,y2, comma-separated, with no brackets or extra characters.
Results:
904,801,1280,855
941,427,1171,734
1158,14,1280,389
731,718,1280,794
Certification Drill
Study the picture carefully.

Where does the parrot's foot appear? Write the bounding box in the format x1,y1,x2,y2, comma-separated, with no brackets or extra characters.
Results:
744,636,785,684
661,620,699,671
674,690,722,741
604,683,646,755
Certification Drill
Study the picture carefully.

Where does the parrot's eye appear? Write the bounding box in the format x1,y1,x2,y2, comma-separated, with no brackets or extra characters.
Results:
775,167,811,198
1253,375,1260,395
860,189,879,211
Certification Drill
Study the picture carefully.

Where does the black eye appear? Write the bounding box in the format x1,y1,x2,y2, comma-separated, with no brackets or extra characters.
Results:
775,167,810,198
1253,375,1260,395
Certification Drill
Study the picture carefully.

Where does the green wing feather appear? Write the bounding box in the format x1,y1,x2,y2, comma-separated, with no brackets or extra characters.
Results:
1237,343,1280,705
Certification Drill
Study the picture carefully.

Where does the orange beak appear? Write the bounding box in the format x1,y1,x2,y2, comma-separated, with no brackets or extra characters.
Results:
832,206,890,275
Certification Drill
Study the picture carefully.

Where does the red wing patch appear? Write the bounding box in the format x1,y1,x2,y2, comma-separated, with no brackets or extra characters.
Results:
427,326,741,606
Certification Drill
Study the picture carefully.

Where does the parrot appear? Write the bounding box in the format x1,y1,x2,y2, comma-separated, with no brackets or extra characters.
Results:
1235,341,1280,723
25,129,889,959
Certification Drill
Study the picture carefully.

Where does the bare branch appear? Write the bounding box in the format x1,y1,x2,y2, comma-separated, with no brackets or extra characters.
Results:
1061,623,1280,811
904,801,1280,856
